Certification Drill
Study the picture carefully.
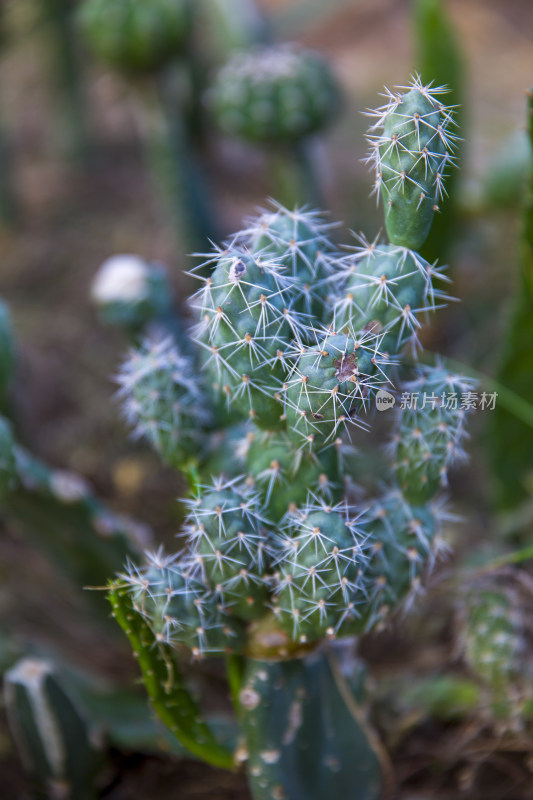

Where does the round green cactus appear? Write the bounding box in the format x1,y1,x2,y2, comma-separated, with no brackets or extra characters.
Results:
354,490,443,632
460,581,532,723
463,587,521,689
332,241,450,354
78,0,193,75
117,337,211,468
366,76,458,250
244,202,337,319
271,499,368,643
283,328,391,448
191,244,305,429
244,429,342,521
126,550,246,657
390,363,474,504
208,43,341,144
182,478,270,621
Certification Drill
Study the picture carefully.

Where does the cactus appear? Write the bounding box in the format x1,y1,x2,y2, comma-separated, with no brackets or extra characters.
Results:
208,43,341,206
108,78,472,800
366,76,458,250
116,336,211,470
4,658,103,800
78,0,192,75
209,44,340,145
458,576,533,727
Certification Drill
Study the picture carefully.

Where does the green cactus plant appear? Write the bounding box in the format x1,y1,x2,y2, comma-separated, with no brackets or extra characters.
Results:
107,78,472,800
458,575,533,728
208,43,342,206
0,297,15,406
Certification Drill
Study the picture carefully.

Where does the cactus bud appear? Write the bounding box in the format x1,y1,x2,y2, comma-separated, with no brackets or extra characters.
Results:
271,499,368,643
124,549,246,656
182,478,269,621
243,202,337,319
191,243,303,429
332,241,451,354
366,76,458,250
209,43,341,144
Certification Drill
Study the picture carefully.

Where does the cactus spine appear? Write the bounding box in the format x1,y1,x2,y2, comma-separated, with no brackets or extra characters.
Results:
109,78,471,800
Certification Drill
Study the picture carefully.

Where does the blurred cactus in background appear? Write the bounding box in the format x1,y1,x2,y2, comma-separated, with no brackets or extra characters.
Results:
91,255,175,338
208,43,341,206
106,79,473,800
78,0,192,76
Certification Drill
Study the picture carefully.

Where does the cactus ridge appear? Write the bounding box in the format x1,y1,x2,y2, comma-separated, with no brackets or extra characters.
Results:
116,336,210,467
123,548,246,657
241,202,338,318
78,0,193,75
365,75,459,249
191,240,310,428
243,429,342,518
